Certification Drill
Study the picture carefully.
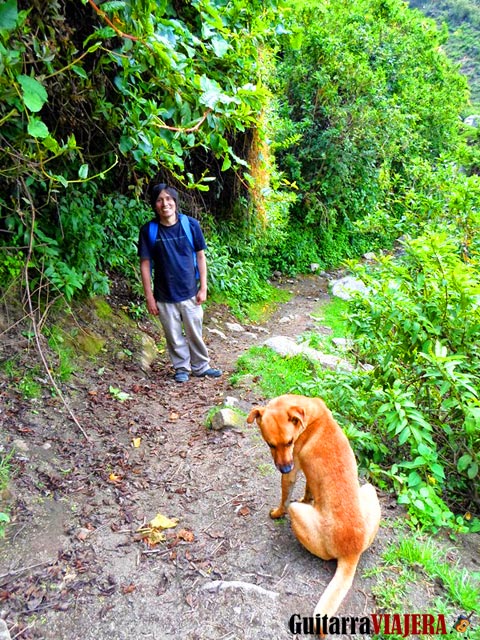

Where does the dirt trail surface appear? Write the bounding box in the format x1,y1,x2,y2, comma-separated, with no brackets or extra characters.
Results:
0,275,478,640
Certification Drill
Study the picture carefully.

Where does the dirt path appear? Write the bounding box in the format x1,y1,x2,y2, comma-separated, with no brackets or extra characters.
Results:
0,276,477,640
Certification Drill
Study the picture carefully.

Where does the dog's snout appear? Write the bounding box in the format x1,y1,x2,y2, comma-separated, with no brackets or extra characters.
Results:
278,463,294,474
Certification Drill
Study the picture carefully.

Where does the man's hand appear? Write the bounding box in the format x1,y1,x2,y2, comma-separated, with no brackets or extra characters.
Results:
146,295,159,315
196,286,207,305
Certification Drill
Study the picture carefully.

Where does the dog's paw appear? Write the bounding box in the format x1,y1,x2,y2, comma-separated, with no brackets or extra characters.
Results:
269,506,286,519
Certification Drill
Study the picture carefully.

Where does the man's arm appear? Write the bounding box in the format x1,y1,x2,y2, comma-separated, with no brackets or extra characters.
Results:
196,250,207,305
140,258,159,315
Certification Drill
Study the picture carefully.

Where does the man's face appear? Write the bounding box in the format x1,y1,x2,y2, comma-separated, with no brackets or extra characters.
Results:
155,190,177,225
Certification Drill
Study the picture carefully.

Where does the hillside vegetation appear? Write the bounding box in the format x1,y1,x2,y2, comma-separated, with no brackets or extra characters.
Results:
1,0,479,532
408,0,480,105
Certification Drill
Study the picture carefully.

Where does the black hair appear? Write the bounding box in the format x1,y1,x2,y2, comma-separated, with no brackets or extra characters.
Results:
149,183,179,212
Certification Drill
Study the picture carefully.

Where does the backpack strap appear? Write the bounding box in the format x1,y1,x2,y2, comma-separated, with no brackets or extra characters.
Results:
179,213,199,280
148,221,158,274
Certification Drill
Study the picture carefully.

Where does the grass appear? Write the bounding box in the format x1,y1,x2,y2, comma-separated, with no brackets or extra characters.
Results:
365,530,480,639
231,296,353,399
387,536,480,612
0,449,13,537
210,286,291,323
311,296,350,337
231,346,318,397
1,359,43,399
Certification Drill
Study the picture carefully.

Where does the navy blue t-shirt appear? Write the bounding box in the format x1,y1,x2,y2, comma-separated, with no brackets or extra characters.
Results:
138,215,207,303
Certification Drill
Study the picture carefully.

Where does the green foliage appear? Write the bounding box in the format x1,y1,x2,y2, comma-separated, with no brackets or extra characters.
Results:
312,297,350,338
357,158,480,248
408,0,480,105
44,326,77,382
109,385,132,402
336,230,479,530
1,181,150,300
384,535,480,612
0,448,12,538
206,227,282,314
273,0,469,248
0,0,280,191
0,0,286,302
368,532,480,636
1,358,42,399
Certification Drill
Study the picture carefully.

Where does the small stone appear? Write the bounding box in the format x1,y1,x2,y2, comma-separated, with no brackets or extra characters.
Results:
224,396,240,408
76,527,91,541
225,322,245,333
0,620,12,640
330,276,368,301
206,328,228,340
12,439,29,452
210,409,245,431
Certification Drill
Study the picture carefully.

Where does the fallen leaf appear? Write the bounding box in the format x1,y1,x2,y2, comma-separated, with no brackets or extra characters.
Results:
108,473,122,483
136,512,179,547
144,530,166,546
149,513,179,529
177,528,195,542
76,528,90,541
238,506,251,517
121,583,136,594
132,437,141,448
169,412,179,421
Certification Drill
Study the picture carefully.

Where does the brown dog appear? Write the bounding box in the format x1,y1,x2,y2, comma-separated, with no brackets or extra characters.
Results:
247,394,380,623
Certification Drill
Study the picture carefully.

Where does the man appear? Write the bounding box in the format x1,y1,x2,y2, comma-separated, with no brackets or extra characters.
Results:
138,183,222,383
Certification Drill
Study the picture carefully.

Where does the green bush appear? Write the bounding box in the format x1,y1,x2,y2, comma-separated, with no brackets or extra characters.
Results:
274,0,469,246
206,230,275,313
340,229,480,530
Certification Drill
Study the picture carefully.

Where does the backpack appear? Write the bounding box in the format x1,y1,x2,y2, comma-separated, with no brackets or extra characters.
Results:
148,213,199,280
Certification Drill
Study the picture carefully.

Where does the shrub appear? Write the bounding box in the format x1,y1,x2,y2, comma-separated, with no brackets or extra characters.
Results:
341,229,480,530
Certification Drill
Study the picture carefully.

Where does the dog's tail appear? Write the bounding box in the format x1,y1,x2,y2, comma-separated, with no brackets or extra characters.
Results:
313,554,360,622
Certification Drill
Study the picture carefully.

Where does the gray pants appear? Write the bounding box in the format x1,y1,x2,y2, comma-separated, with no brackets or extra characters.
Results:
156,297,210,375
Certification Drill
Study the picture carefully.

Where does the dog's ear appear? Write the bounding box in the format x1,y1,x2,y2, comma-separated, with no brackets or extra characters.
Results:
288,406,306,431
247,407,264,424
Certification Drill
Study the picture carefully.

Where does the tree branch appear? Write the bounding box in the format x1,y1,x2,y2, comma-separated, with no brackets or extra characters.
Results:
20,179,90,441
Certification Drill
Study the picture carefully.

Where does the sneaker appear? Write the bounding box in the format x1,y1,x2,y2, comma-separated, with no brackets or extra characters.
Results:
193,368,222,378
174,371,190,383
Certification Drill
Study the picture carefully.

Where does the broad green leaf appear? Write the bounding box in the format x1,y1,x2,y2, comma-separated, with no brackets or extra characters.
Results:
27,118,49,139
42,136,61,154
467,462,478,479
0,0,18,31
53,174,69,188
17,75,48,112
210,35,230,58
78,164,89,179
199,75,238,109
72,65,88,80
457,454,472,473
